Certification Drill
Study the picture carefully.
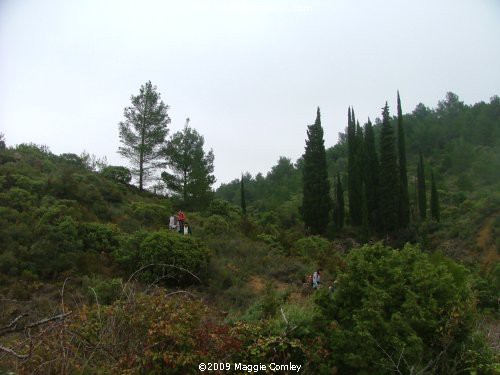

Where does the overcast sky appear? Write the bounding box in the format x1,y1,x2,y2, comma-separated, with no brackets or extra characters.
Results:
1,0,499,187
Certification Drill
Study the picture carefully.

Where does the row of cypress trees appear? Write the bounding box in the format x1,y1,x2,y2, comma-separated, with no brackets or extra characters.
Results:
301,93,439,236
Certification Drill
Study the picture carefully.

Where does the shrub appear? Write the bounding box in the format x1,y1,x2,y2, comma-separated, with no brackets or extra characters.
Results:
80,222,122,253
0,187,37,211
292,235,331,258
207,199,240,219
83,275,123,305
138,230,210,285
203,214,230,236
100,165,132,184
130,201,171,228
315,242,494,373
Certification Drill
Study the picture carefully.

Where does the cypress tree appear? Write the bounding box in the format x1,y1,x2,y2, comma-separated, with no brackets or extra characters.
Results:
417,151,427,220
397,91,410,228
361,181,369,240
241,174,247,216
378,102,399,232
363,119,379,230
334,173,344,229
430,170,440,222
347,108,363,226
302,107,331,234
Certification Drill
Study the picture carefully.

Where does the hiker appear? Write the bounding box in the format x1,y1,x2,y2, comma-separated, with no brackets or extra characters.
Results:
177,210,186,232
306,274,313,287
169,214,177,230
329,279,338,293
312,269,322,289
183,222,192,235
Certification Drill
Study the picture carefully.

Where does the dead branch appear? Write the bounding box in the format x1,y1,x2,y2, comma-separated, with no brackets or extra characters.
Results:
0,343,30,359
0,313,28,333
0,311,72,337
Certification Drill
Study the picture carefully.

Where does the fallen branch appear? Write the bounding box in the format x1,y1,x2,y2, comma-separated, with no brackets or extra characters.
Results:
0,311,72,336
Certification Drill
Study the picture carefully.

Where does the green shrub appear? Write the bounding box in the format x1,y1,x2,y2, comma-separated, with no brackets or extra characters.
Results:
130,201,171,228
203,214,230,236
100,165,132,184
80,222,122,253
292,235,331,258
315,242,494,373
83,275,123,305
207,199,241,219
0,187,37,211
138,230,210,285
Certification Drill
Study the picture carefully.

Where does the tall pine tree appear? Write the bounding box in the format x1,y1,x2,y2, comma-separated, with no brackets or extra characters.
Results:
162,119,215,210
397,91,410,228
378,103,399,232
363,118,379,230
417,151,427,220
118,81,170,191
430,170,440,222
302,107,331,234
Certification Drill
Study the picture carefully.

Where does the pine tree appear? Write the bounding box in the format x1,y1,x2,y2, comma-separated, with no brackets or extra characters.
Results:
430,170,440,222
397,91,410,228
118,81,171,191
162,119,215,210
302,107,331,234
347,108,363,226
417,151,427,220
334,173,344,229
241,174,247,216
363,119,379,230
378,102,399,232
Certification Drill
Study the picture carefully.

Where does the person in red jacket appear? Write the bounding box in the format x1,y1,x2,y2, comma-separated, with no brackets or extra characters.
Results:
177,210,186,232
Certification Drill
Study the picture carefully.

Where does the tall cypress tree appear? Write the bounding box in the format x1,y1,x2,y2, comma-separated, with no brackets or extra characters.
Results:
378,102,399,232
397,91,410,228
302,107,331,234
430,170,440,222
417,151,427,220
363,119,379,230
241,174,247,216
334,173,344,229
361,181,369,240
347,108,363,226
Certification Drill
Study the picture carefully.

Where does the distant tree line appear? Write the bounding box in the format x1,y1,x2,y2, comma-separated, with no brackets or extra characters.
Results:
218,91,498,238
303,92,441,236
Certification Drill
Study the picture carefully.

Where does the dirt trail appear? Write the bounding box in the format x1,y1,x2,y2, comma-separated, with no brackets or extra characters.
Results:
248,276,308,303
476,212,499,268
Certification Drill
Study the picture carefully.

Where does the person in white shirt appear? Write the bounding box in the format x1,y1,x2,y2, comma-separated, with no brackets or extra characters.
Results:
312,269,322,289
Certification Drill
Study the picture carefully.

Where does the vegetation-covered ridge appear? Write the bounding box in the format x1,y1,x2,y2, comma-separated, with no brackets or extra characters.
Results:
0,91,498,373
217,92,500,263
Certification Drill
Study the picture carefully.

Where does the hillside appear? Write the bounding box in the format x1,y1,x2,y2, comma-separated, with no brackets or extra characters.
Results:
0,93,499,373
217,93,500,264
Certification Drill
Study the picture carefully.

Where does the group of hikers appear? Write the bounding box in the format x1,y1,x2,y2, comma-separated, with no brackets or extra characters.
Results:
306,269,322,289
168,210,192,235
306,269,338,292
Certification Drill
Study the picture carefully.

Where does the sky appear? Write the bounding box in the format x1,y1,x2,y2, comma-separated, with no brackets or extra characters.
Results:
1,0,499,187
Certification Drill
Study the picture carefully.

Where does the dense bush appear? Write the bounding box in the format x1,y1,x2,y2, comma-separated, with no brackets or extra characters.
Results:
315,242,496,373
207,198,241,219
114,230,211,285
7,293,310,374
80,222,122,253
100,165,132,184
292,235,331,258
202,214,230,236
130,201,171,228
